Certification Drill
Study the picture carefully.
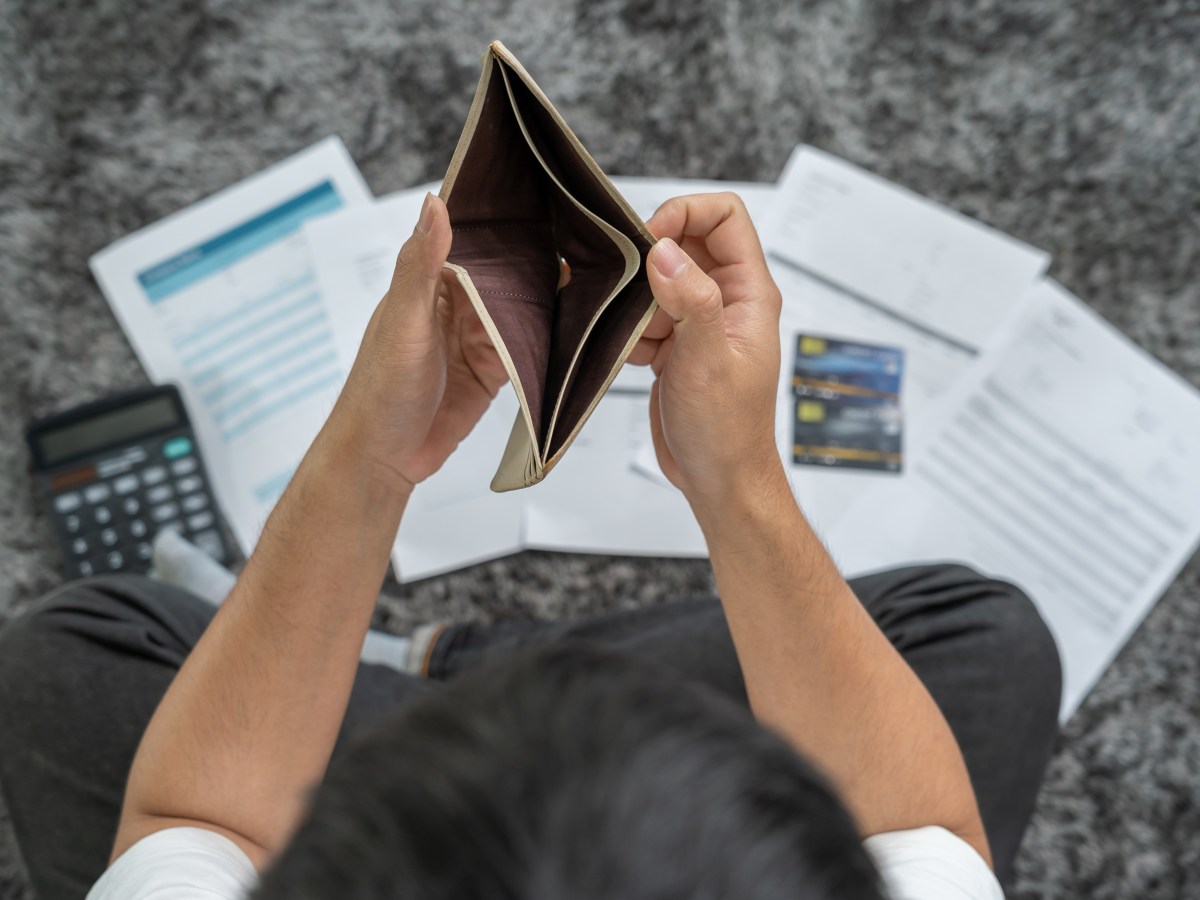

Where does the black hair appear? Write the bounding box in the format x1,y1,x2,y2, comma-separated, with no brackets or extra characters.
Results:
258,641,884,900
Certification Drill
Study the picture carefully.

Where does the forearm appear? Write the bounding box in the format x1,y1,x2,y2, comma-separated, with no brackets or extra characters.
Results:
112,409,409,865
692,466,991,864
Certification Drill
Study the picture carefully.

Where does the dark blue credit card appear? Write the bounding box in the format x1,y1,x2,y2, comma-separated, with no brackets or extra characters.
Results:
792,334,904,400
791,333,904,472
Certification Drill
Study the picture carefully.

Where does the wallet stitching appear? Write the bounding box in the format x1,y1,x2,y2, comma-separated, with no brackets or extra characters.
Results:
451,223,543,231
479,291,549,302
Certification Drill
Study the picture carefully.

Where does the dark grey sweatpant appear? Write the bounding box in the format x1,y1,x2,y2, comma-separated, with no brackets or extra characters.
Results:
0,564,1061,900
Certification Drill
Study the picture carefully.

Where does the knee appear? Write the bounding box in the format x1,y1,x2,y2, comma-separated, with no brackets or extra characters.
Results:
0,578,118,673
1,575,135,638
869,563,1063,714
967,571,1063,721
0,575,187,676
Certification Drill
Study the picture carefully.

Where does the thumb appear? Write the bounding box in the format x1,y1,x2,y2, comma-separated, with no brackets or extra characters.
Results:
646,238,727,352
386,193,453,314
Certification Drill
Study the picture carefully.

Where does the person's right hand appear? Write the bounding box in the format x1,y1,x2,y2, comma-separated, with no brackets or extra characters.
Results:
630,193,786,517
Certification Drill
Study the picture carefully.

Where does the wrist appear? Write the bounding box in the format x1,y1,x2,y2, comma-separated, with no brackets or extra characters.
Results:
309,405,415,512
686,450,793,537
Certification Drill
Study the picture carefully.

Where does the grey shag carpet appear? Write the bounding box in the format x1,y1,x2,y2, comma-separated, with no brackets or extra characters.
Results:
2,1,1199,897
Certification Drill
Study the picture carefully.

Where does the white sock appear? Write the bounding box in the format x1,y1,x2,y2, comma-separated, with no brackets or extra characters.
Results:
152,530,236,604
359,630,413,671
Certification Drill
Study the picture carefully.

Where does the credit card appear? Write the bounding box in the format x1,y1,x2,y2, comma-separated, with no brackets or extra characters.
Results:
791,334,904,472
792,334,903,401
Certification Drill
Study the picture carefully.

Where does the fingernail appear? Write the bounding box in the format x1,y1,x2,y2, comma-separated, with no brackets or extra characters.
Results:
651,238,689,278
416,192,435,234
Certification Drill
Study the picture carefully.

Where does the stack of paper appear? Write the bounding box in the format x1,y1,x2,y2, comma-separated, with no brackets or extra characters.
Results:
90,136,1200,722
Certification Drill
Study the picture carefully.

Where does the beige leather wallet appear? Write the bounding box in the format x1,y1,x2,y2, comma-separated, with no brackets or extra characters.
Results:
440,41,658,492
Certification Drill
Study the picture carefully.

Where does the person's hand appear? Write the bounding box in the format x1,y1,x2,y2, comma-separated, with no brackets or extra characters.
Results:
629,193,786,515
330,193,508,490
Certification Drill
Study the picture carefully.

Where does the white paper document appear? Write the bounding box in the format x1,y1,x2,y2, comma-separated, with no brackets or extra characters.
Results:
764,145,1050,352
827,280,1200,721
90,137,372,551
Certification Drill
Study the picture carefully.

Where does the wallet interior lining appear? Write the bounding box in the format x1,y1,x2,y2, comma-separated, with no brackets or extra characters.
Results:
443,59,562,443
496,62,644,455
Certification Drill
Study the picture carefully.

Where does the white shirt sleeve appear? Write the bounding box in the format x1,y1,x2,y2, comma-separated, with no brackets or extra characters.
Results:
86,827,257,900
86,823,1000,900
864,826,1004,900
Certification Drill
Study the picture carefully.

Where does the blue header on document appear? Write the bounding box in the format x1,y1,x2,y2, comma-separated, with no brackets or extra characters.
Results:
137,181,342,303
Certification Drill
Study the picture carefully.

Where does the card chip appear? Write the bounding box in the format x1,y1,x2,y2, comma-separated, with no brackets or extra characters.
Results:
799,336,827,356
797,401,826,422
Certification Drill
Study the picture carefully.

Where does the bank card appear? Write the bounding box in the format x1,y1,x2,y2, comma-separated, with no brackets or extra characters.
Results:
791,334,905,472
792,333,903,400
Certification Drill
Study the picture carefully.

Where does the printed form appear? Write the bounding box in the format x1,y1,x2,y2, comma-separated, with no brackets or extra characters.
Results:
90,137,372,551
828,280,1200,721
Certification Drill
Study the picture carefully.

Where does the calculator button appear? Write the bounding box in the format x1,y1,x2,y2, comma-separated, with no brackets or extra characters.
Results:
136,542,154,561
146,484,174,504
71,537,89,556
158,520,183,535
123,497,141,516
175,475,202,495
94,506,113,525
84,484,111,504
187,511,214,531
54,492,82,513
151,502,180,522
129,519,148,538
170,456,198,476
141,466,168,486
78,560,95,577
100,528,119,547
106,551,124,570
181,494,208,513
113,474,140,495
192,530,224,559
64,514,82,534
163,437,193,459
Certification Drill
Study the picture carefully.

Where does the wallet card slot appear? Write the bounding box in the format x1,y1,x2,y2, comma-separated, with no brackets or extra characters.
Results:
498,61,642,456
450,221,560,441
544,280,657,464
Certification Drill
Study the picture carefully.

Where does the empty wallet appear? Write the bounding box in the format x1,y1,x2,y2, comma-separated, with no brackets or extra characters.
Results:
440,41,658,492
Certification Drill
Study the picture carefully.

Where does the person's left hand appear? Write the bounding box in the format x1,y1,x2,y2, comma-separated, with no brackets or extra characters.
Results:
330,193,508,490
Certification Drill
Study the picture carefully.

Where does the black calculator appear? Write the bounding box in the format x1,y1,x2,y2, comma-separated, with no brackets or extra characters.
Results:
26,385,232,578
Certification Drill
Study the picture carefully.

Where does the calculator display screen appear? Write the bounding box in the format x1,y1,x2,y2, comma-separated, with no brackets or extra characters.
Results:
35,395,182,465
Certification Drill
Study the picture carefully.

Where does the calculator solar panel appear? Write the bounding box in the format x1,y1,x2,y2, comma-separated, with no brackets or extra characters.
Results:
27,386,232,578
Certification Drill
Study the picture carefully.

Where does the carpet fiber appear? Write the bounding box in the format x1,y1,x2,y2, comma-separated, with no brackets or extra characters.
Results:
2,1,1199,897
